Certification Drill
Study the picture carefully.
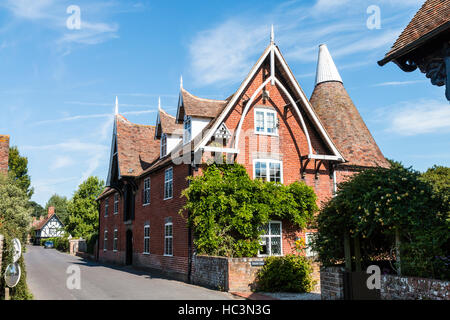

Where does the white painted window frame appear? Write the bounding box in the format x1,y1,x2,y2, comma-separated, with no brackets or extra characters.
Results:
160,133,167,158
305,232,316,257
164,222,173,256
143,224,150,254
113,193,119,214
252,159,283,183
104,197,109,217
103,230,108,252
183,115,192,144
113,228,118,252
143,178,151,206
258,220,283,257
164,167,173,200
254,107,278,136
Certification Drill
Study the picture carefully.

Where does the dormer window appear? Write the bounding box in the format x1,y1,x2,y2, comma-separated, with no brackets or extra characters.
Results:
183,115,192,144
161,133,167,158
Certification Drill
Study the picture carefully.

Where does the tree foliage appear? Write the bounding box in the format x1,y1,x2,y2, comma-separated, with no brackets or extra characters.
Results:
65,176,104,239
421,165,450,204
28,201,45,218
181,163,318,257
45,194,69,225
0,174,33,299
8,146,33,198
312,164,449,280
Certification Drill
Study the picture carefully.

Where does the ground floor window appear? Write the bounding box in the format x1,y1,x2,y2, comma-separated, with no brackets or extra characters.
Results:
144,224,150,254
113,229,118,252
104,230,108,251
259,221,282,256
305,232,315,257
164,222,173,256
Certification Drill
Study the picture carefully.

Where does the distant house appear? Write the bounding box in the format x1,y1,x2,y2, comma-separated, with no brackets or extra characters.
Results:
32,206,65,245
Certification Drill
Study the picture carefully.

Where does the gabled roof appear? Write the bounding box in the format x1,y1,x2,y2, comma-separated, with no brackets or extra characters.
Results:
176,88,229,122
115,115,160,177
155,108,183,138
378,0,450,66
33,213,63,231
310,45,390,168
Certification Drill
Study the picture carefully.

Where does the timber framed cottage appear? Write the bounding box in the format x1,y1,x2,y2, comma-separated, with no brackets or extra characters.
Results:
96,30,389,281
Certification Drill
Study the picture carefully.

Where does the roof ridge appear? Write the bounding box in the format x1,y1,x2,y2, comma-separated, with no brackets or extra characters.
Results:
182,88,227,102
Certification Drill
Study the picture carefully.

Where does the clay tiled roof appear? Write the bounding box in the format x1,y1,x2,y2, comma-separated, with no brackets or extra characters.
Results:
96,187,115,200
310,82,390,168
379,0,450,65
116,115,160,177
178,88,228,120
157,108,183,137
33,213,61,230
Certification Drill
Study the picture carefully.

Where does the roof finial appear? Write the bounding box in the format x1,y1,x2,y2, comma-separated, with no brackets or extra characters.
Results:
315,44,343,86
270,24,274,44
115,96,119,115
158,96,161,110
180,75,183,89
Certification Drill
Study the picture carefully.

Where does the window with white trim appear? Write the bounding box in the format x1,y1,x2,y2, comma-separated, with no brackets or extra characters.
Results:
104,197,109,217
305,232,315,257
254,159,282,183
254,108,277,135
113,229,118,252
183,116,191,144
164,167,173,200
143,178,150,205
103,230,108,251
164,222,173,256
144,224,150,254
113,193,119,214
259,221,282,256
161,133,167,158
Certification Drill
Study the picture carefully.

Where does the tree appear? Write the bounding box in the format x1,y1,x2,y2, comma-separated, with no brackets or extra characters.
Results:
181,163,318,257
66,176,104,239
45,194,69,225
28,201,46,219
313,164,449,280
0,174,33,299
421,165,450,204
8,146,33,198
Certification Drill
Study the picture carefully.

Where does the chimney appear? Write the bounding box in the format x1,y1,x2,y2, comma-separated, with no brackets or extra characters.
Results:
48,206,55,218
0,135,9,174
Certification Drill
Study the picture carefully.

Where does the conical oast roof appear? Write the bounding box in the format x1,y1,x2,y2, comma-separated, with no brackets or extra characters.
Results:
310,45,389,168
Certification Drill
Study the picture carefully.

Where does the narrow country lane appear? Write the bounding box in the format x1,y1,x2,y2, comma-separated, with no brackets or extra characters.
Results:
24,245,237,300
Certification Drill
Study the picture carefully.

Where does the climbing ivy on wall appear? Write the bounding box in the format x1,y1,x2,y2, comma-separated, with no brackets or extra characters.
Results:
180,163,318,258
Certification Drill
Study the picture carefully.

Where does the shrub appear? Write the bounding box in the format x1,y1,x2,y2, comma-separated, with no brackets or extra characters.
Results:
256,255,315,293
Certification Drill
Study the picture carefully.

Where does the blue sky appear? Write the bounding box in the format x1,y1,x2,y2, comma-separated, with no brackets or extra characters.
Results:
0,0,448,206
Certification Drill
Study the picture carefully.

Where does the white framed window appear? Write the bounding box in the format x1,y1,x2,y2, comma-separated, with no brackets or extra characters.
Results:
183,116,191,144
113,229,118,252
144,224,150,254
253,159,283,183
164,222,173,256
160,133,167,158
254,108,278,135
259,221,282,256
103,230,108,251
114,193,119,214
104,197,109,217
164,167,173,200
143,178,150,205
305,232,315,257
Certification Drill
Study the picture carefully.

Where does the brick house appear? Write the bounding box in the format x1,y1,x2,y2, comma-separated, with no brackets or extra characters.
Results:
0,135,9,174
96,32,389,281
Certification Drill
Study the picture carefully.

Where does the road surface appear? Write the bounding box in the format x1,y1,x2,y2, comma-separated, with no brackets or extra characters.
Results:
24,245,237,300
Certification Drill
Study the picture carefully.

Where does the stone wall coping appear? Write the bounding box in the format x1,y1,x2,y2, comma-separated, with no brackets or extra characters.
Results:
382,273,450,285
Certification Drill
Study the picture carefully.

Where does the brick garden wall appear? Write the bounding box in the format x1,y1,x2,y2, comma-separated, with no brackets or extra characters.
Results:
191,255,228,290
320,267,345,300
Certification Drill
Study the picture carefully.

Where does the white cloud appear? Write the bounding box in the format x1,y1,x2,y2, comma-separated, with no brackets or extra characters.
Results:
51,156,74,169
372,80,428,87
388,100,450,135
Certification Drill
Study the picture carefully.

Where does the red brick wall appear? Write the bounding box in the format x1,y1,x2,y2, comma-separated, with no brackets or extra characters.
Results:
0,135,9,174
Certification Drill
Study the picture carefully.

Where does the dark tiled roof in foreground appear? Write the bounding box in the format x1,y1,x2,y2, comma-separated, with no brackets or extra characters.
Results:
310,81,390,168
116,115,160,177
380,0,450,64
157,108,183,137
179,88,228,120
